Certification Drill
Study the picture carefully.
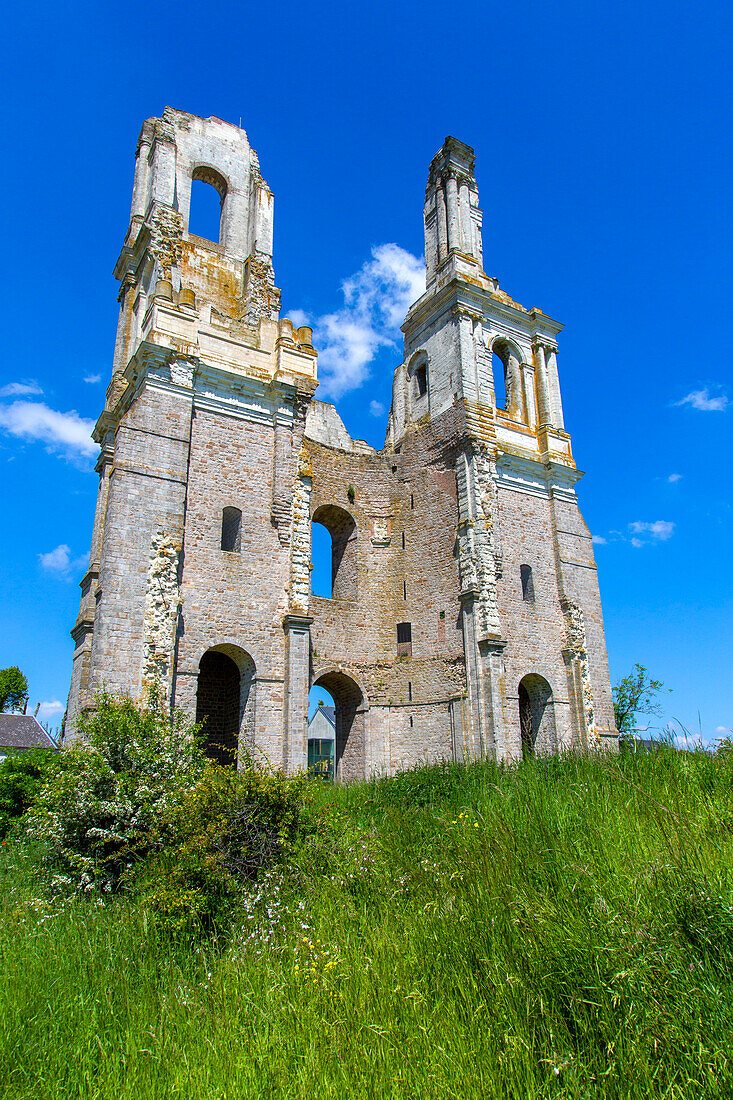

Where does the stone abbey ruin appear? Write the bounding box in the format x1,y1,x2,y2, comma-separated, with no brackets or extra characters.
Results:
67,108,617,775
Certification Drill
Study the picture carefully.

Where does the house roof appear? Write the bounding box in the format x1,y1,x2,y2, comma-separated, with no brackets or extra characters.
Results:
308,704,335,731
0,714,58,751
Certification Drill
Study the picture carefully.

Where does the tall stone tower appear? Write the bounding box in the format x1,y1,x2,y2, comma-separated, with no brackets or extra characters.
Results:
68,112,617,771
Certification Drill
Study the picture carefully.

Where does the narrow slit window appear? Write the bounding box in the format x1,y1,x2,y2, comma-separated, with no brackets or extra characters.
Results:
401,531,405,550
408,681,412,702
397,621,412,657
221,507,242,552
403,579,407,600
415,364,428,398
520,564,535,603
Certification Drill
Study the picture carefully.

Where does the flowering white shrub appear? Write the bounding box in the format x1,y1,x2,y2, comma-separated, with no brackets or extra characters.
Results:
26,688,205,893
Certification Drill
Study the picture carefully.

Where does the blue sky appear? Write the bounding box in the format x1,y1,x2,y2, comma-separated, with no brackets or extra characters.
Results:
1,0,730,743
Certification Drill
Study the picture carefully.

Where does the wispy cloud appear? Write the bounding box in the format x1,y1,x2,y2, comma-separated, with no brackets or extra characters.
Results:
36,699,64,722
0,401,97,460
594,521,675,547
39,544,88,578
667,473,682,483
84,374,101,385
628,520,675,547
290,244,425,399
675,387,728,412
369,400,385,417
0,380,43,398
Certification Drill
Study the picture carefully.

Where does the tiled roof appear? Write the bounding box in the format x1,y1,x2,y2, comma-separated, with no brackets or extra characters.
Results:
309,704,336,730
0,714,58,751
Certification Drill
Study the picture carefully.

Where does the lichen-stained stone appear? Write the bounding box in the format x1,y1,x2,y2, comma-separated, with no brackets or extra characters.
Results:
66,114,617,769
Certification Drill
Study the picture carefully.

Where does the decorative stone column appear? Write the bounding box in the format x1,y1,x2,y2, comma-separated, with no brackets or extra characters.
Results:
459,180,473,254
445,172,461,252
436,186,448,263
546,347,565,430
521,361,537,426
533,341,552,427
130,132,152,219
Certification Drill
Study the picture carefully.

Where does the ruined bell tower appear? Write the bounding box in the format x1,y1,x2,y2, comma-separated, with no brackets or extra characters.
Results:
68,112,617,771
67,108,318,765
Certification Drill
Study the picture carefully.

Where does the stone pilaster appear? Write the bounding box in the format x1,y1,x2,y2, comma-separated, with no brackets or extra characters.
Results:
282,613,313,772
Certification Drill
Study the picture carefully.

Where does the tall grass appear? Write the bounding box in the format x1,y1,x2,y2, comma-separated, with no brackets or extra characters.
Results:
2,747,733,1098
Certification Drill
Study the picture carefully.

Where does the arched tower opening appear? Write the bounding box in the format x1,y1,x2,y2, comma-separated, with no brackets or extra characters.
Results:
491,338,524,421
311,671,366,781
195,645,256,765
518,674,556,758
188,165,228,244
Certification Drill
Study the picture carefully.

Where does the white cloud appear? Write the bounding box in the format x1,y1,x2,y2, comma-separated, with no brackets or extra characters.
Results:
308,244,425,399
39,544,88,578
667,473,682,483
286,309,311,329
0,400,97,459
84,374,101,384
36,699,64,721
675,388,728,412
592,535,607,545
0,380,43,397
369,400,385,417
629,520,675,545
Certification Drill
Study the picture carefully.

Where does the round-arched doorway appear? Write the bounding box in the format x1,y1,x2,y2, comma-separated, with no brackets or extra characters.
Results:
518,674,556,758
195,646,256,766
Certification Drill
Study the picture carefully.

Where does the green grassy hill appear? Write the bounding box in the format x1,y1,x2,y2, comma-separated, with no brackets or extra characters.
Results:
3,747,733,1099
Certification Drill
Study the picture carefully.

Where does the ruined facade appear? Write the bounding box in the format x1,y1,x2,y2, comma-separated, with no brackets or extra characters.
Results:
67,108,617,774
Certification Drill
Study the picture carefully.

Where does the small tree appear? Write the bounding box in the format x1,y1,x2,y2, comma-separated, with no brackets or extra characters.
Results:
613,663,669,737
0,667,28,713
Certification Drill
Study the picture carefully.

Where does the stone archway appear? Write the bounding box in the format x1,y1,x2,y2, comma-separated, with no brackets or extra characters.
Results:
195,645,256,765
311,670,366,781
518,674,556,758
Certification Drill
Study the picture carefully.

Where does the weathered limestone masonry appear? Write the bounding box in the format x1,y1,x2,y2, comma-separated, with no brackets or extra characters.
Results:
67,111,617,774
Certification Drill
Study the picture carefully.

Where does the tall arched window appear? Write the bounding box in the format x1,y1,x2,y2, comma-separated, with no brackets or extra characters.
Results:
410,356,428,404
221,507,242,552
311,505,357,601
189,166,228,244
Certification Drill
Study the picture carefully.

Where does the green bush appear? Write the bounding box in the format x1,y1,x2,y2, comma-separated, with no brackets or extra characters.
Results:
26,689,205,893
131,763,311,933
0,748,60,838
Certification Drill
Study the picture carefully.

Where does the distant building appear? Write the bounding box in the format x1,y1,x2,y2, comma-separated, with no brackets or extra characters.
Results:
308,705,335,778
0,715,58,763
